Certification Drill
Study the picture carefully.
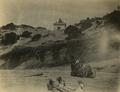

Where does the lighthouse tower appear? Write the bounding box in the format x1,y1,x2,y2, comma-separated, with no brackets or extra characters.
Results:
53,18,66,31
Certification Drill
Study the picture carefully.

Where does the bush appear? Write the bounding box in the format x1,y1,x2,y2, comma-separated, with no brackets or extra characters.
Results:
31,34,41,41
21,31,32,38
79,18,92,31
71,61,96,78
1,23,17,30
64,25,81,39
103,10,120,26
1,32,19,45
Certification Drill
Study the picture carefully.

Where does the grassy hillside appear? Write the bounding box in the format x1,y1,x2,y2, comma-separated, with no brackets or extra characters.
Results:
0,10,120,70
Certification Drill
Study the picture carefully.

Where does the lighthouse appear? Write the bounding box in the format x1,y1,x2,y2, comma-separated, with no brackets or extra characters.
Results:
53,18,66,31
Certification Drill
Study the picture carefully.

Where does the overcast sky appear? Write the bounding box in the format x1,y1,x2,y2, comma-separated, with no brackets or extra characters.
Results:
0,0,119,29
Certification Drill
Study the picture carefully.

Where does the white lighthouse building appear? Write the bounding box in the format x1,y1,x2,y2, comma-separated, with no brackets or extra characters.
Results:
53,18,66,31
52,18,67,40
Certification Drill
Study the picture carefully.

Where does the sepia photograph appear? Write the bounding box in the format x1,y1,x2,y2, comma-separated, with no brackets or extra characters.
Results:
0,0,120,92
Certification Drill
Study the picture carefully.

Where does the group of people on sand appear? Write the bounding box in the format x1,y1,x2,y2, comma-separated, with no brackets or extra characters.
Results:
47,76,85,92
47,56,87,92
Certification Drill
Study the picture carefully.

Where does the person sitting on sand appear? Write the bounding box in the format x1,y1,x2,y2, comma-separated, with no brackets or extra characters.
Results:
56,77,66,88
47,79,60,92
47,79,55,90
47,77,66,92
74,80,85,92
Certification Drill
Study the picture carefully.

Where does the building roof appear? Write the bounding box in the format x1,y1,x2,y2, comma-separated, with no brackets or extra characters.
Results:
53,18,66,25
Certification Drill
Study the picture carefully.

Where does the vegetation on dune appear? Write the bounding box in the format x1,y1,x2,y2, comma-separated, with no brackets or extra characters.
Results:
64,25,81,39
20,24,34,29
1,32,19,45
31,34,41,41
1,23,17,30
103,10,120,29
21,31,32,38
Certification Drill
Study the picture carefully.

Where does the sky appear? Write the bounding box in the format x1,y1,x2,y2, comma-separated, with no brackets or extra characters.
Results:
0,0,119,29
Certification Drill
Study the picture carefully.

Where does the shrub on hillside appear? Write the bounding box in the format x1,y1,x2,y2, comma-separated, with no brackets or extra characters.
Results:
1,23,17,30
31,34,41,41
1,32,19,45
21,31,32,38
79,18,92,31
64,25,81,39
103,10,120,25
